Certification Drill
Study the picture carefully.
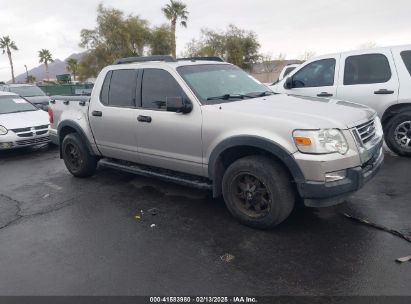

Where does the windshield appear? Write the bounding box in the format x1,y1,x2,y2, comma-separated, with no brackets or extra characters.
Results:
0,95,38,114
283,66,297,77
9,86,46,97
177,64,270,104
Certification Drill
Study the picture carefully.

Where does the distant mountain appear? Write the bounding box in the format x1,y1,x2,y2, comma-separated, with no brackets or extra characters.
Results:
13,52,86,84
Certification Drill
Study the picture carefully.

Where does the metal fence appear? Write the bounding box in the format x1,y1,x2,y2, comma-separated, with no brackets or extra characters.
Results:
38,84,94,96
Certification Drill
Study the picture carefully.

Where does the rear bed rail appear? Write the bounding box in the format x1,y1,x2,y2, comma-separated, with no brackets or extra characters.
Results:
50,96,90,106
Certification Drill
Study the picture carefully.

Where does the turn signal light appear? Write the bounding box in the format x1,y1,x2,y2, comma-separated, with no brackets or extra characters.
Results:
294,137,312,146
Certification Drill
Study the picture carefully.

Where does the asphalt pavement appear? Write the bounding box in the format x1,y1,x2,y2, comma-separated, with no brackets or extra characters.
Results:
0,145,410,296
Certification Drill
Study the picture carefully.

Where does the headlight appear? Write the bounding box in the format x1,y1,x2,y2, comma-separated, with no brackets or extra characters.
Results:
0,125,8,135
293,129,349,155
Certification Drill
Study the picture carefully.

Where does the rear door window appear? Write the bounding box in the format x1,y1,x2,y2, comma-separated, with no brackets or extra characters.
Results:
400,51,411,76
107,69,138,107
292,59,336,88
100,71,112,105
100,70,140,107
344,54,391,85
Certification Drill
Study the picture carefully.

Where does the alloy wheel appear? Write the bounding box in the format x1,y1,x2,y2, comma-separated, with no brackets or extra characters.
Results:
232,173,272,219
394,121,411,149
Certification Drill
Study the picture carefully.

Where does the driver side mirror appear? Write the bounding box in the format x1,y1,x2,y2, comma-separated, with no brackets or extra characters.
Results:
166,96,192,114
284,77,293,90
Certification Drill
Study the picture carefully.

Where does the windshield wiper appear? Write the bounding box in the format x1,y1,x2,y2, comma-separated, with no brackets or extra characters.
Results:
207,94,246,101
244,91,276,98
206,91,276,101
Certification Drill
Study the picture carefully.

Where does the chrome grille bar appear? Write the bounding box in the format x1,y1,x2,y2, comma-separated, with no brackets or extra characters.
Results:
355,119,377,145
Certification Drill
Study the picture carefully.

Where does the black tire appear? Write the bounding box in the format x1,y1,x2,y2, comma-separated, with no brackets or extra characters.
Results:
384,111,411,157
62,133,97,177
222,155,295,229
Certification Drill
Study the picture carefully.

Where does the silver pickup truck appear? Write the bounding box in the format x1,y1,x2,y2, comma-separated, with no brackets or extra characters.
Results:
49,55,384,229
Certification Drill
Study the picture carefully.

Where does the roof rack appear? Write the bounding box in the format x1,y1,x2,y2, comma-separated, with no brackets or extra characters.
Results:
178,56,225,62
113,55,177,65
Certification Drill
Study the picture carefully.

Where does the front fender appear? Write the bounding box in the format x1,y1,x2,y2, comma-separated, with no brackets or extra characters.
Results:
207,136,305,197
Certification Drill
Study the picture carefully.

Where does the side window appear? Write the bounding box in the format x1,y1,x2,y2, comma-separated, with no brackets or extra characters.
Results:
344,54,391,85
142,69,184,110
100,71,112,105
107,69,138,107
400,51,411,76
292,59,336,88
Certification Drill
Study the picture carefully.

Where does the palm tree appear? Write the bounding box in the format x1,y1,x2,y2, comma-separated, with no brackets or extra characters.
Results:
38,49,54,81
66,58,79,81
0,36,18,83
161,0,189,58
26,75,36,83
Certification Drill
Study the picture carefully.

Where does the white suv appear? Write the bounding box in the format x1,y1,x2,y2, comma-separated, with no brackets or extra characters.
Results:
270,45,411,156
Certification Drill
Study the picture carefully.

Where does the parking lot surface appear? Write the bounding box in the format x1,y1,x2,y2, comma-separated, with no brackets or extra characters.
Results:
0,146,410,296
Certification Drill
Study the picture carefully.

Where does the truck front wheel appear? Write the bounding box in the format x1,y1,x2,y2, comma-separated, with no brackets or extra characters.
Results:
384,111,411,157
222,156,295,229
62,133,97,177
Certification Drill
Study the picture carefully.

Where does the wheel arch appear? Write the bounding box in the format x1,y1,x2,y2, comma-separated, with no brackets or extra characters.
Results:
207,136,305,198
58,121,94,158
381,103,411,126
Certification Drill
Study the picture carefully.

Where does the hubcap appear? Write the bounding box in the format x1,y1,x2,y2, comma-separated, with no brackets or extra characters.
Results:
65,143,81,170
232,173,271,218
394,121,411,149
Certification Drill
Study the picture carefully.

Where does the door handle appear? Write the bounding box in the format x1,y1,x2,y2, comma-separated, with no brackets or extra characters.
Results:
137,115,152,123
374,89,395,95
317,92,333,97
92,111,103,117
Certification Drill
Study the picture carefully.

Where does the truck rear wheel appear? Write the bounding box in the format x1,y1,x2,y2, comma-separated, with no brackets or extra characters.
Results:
62,133,97,177
384,112,411,157
222,155,295,229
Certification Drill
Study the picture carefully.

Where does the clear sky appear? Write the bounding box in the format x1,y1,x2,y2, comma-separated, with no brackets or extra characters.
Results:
0,0,410,81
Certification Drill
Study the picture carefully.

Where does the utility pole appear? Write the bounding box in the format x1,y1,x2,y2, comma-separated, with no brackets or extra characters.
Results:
24,65,28,83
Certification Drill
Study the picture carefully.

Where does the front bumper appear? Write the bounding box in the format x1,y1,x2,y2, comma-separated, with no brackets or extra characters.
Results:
296,145,384,207
0,133,50,150
50,130,59,146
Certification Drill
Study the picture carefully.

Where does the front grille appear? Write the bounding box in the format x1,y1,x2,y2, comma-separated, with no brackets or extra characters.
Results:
11,127,30,133
16,136,50,146
18,132,34,138
11,124,49,138
35,125,49,130
355,119,376,145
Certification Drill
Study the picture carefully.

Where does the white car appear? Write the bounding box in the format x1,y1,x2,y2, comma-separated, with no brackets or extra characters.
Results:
278,64,300,82
0,84,50,111
0,92,50,150
270,44,411,156
263,64,300,86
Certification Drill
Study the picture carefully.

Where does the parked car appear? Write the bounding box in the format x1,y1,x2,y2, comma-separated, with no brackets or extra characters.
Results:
269,45,411,156
49,55,383,229
0,92,50,150
278,64,300,82
0,84,50,111
263,64,300,86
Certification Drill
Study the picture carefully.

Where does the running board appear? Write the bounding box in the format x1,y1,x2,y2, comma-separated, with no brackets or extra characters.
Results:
99,158,212,190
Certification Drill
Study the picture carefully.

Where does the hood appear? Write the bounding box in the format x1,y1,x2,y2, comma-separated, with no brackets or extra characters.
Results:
0,110,49,129
209,94,376,129
24,95,50,105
